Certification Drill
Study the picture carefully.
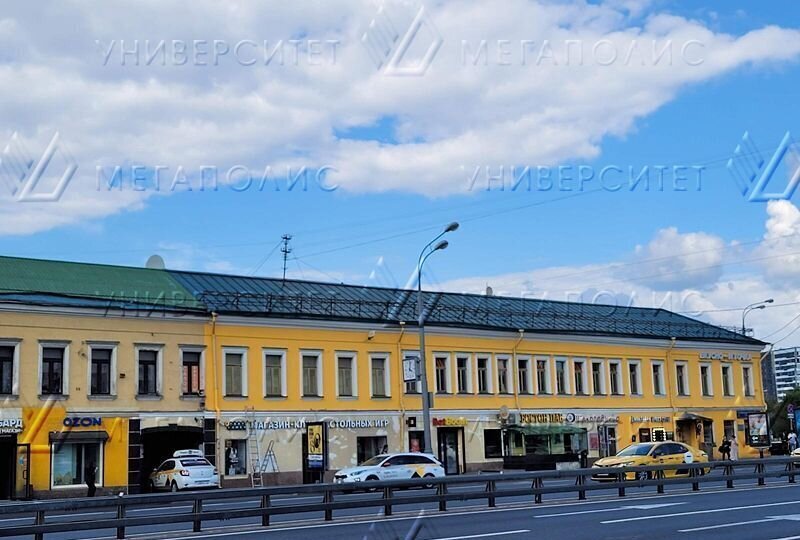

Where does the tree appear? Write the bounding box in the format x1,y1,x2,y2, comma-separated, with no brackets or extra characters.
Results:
768,388,800,436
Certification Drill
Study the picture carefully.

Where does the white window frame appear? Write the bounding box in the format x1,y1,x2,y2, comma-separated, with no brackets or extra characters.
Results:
535,355,552,395
50,440,105,489
262,348,287,398
134,344,163,397
0,340,21,396
403,350,421,394
496,354,512,394
572,357,588,395
674,361,689,396
742,364,754,396
651,360,665,396
369,353,391,398
335,351,358,398
86,342,118,397
455,353,473,394
627,359,642,396
476,354,493,394
554,356,570,395
39,341,70,397
608,359,622,395
516,355,533,395
433,352,452,394
179,346,205,397
222,347,248,398
590,358,606,395
700,362,713,397
300,350,323,398
721,363,734,397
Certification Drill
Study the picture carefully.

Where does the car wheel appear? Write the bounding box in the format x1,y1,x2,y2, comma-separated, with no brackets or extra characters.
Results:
364,476,380,493
423,473,436,489
635,470,650,481
170,481,179,493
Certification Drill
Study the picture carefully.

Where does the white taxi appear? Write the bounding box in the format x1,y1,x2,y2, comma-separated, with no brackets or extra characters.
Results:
333,453,445,491
149,450,220,492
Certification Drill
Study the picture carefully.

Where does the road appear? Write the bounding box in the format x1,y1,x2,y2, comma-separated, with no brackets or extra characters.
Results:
1,466,799,540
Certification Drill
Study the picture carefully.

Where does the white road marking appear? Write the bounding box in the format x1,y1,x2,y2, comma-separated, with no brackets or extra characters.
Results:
536,502,684,518
680,514,800,532
601,500,800,524
433,531,530,540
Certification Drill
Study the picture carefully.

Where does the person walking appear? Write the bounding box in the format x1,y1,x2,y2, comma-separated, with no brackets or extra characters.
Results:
788,432,798,453
729,435,739,461
85,460,97,497
718,438,731,460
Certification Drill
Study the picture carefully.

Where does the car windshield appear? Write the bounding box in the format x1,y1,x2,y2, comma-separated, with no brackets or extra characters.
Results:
616,444,655,456
181,458,212,467
360,455,389,466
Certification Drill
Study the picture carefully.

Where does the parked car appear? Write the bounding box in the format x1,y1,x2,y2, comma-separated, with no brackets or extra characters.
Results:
591,441,708,481
333,453,445,491
149,450,220,492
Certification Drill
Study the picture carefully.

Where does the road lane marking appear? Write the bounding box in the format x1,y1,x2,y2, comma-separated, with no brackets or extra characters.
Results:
602,500,800,524
536,502,684,518
434,531,530,540
680,514,800,532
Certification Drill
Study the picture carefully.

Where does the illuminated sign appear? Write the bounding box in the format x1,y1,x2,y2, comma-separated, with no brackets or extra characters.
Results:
432,417,468,427
630,416,671,424
699,352,753,361
225,417,390,431
0,418,23,434
306,422,326,470
63,417,102,428
746,412,770,447
520,413,563,424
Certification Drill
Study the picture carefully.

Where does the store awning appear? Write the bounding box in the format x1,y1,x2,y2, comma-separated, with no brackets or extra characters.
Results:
49,431,109,443
676,413,712,422
509,424,587,436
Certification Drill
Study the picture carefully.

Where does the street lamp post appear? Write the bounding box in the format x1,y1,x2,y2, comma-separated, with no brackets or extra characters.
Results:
741,298,774,335
417,222,458,455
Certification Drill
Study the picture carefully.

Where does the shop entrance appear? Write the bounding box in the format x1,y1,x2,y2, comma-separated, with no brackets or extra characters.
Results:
0,436,30,500
598,425,617,458
140,426,202,490
437,428,465,475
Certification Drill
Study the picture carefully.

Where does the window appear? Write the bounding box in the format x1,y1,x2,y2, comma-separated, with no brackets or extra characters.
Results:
181,349,202,396
435,354,450,394
302,351,322,397
357,436,388,464
555,358,569,394
90,347,114,396
497,356,511,394
743,365,754,396
484,429,503,458
224,440,247,476
456,354,472,393
263,350,286,397
404,351,421,394
137,347,161,396
628,360,641,395
573,358,587,395
476,355,491,393
517,356,532,394
41,345,68,396
0,344,18,396
591,360,605,395
536,357,550,394
609,361,622,395
337,353,355,397
700,363,713,396
371,354,390,397
52,442,102,488
722,364,733,396
675,362,688,396
223,349,247,397
651,361,665,396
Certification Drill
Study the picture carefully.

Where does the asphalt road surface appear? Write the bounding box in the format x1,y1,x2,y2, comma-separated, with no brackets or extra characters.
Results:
2,467,799,540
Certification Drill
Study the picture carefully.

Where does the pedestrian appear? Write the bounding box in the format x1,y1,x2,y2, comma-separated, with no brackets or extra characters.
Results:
718,439,731,460
85,460,97,497
729,435,739,461
789,432,798,453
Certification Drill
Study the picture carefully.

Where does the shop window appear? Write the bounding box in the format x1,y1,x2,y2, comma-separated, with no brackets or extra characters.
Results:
370,355,389,397
608,360,622,395
497,356,511,394
263,349,286,397
337,354,355,397
591,360,605,395
675,362,688,396
408,431,425,452
573,358,587,395
555,358,569,394
456,355,472,393
224,349,247,397
536,357,550,394
52,442,102,488
651,361,665,396
517,356,532,394
0,344,17,395
41,345,67,396
90,347,113,396
628,360,641,395
357,436,388,463
722,364,733,396
700,364,713,396
484,429,503,458
224,440,247,476
476,355,491,394
181,350,202,396
435,354,450,394
137,347,161,396
743,365,754,396
302,351,322,397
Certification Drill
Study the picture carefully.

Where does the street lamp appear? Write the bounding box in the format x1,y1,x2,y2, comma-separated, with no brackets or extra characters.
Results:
417,222,458,454
741,298,774,335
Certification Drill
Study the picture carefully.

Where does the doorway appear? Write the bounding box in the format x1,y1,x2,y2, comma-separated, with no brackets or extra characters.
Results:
0,436,29,500
598,425,617,458
140,426,202,491
436,428,465,475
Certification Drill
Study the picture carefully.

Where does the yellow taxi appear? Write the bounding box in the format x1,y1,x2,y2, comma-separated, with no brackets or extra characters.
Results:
591,441,708,481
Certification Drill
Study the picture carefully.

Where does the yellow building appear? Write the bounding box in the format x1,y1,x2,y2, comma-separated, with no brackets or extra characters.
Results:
0,256,768,496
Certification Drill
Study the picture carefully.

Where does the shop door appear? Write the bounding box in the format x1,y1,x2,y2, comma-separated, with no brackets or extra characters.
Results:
701,420,714,459
598,426,617,458
0,439,30,500
15,444,31,500
437,428,464,475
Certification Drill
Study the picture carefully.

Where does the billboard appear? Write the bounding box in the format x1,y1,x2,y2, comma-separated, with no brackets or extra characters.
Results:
306,422,327,470
746,412,770,447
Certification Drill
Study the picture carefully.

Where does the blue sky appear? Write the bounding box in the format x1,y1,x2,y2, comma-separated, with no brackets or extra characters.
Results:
2,0,800,343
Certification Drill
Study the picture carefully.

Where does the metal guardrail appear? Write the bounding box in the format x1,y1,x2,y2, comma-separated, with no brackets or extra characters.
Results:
1,457,798,539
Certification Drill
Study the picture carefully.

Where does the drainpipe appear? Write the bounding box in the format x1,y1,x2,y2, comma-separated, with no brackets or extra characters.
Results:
511,329,525,415
211,312,220,419
665,337,678,441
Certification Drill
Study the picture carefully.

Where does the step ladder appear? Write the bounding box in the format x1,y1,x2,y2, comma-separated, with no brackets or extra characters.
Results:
245,408,263,488
259,440,279,475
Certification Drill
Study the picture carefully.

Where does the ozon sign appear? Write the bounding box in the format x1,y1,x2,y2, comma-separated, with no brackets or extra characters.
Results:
63,417,102,428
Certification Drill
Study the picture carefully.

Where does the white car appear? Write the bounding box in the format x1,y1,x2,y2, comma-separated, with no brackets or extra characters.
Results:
333,453,445,490
149,450,220,492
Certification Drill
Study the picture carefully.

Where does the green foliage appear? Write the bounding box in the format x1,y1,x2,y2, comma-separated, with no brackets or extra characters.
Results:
768,388,800,435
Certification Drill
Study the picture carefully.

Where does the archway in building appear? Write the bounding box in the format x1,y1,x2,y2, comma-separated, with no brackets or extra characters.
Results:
140,426,203,490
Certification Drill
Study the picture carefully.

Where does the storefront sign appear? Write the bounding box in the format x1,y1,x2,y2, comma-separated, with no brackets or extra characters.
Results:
630,416,671,424
0,418,23,434
224,417,390,431
520,413,563,424
699,351,753,361
63,417,102,428
432,417,468,427
306,422,326,470
328,419,389,429
564,412,619,424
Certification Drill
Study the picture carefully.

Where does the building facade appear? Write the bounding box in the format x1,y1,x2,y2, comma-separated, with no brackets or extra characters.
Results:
773,347,800,400
0,256,768,497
